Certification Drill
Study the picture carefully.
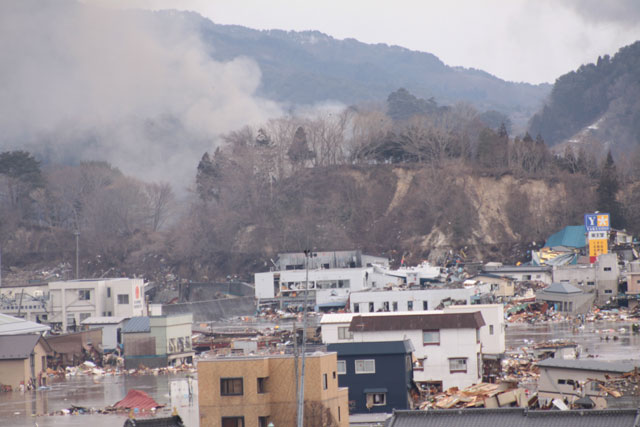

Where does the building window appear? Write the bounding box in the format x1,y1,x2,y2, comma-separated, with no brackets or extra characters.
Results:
78,290,91,300
587,281,595,286
337,360,346,375
354,303,360,313
107,287,111,298
257,377,267,393
117,294,129,304
604,267,612,271
407,301,413,311
220,378,243,396
338,326,353,340
355,359,375,374
221,417,244,427
383,301,389,311
449,358,467,373
369,302,374,312
258,417,269,427
79,313,91,322
392,301,398,311
366,392,386,406
590,381,600,392
476,329,480,343
604,289,613,294
323,373,328,390
423,301,428,310
489,325,494,335
422,330,440,345
338,406,341,421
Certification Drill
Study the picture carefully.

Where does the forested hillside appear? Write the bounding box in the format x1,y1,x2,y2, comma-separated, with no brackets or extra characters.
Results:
529,41,640,152
3,90,638,285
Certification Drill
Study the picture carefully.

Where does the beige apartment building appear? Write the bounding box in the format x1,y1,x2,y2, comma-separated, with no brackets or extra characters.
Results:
198,351,349,427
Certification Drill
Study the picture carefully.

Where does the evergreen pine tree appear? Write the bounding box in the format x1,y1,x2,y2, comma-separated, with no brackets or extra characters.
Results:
596,151,624,227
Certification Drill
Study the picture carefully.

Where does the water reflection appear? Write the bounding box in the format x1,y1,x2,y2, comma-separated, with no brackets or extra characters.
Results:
0,373,198,427
506,320,640,361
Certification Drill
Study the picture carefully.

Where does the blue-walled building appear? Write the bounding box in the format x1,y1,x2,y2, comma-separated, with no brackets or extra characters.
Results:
327,340,414,414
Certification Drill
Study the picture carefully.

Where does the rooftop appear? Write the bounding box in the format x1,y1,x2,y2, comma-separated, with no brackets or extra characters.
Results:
0,334,48,360
544,225,587,249
349,311,485,332
539,282,583,294
537,358,640,373
123,317,150,333
387,408,640,427
327,340,414,356
81,316,127,325
0,313,50,335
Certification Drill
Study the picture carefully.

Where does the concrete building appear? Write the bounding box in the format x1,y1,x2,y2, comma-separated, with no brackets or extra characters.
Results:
255,251,390,310
348,287,473,313
327,340,414,414
626,261,640,296
80,316,127,352
197,351,349,427
49,278,146,332
537,359,640,409
123,314,194,369
481,264,553,285
443,304,505,356
536,282,595,314
552,253,620,304
0,334,52,391
0,283,49,323
471,273,515,298
321,311,484,390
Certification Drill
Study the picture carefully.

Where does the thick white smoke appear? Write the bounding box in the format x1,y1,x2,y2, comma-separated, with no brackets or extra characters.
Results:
0,0,282,191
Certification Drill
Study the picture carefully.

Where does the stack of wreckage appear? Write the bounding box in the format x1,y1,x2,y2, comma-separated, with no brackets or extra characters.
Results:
419,382,535,410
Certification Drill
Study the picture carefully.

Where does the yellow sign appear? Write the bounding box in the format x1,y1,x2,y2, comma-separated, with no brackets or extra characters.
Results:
589,239,608,257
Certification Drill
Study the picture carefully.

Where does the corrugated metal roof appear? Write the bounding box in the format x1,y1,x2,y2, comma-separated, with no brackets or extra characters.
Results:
114,389,163,410
387,408,640,427
0,313,50,335
544,225,587,249
123,317,150,333
0,334,42,359
328,340,414,356
80,316,127,325
349,312,485,332
537,358,640,373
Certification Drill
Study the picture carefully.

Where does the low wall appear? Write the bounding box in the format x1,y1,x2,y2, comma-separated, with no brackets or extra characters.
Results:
161,296,256,322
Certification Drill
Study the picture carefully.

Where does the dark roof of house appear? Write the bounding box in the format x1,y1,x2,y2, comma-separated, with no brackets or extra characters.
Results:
349,312,484,332
536,358,640,373
0,334,45,360
123,317,150,333
386,408,640,427
327,340,414,356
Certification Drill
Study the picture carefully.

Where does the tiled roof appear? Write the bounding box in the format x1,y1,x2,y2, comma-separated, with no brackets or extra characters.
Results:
123,317,150,333
387,408,640,427
328,340,414,356
537,358,640,373
349,312,484,332
0,334,42,359
114,389,163,410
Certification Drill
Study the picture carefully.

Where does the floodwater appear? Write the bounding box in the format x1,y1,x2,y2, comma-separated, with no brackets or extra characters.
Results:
3,319,640,427
506,319,640,361
0,373,199,427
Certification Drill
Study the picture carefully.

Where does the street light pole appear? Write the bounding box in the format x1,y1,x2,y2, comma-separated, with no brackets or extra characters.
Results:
74,230,80,280
296,249,314,427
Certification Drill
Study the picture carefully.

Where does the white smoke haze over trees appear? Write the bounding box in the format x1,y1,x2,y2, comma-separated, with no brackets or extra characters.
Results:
0,0,281,191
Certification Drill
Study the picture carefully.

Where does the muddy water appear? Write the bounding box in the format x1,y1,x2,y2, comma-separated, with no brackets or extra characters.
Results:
0,373,199,427
506,319,640,360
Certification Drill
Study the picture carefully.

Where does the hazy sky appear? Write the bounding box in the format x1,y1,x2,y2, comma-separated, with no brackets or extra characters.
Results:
97,0,640,84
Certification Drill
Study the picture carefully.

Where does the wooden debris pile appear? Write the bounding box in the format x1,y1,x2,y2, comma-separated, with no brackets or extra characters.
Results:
419,382,533,410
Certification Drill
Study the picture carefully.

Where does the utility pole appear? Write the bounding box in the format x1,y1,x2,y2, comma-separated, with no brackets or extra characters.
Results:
296,249,314,427
74,230,80,280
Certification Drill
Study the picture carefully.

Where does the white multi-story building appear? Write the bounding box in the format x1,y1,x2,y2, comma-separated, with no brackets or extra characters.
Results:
443,304,505,356
49,278,146,332
321,311,485,390
255,250,390,309
348,287,473,313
